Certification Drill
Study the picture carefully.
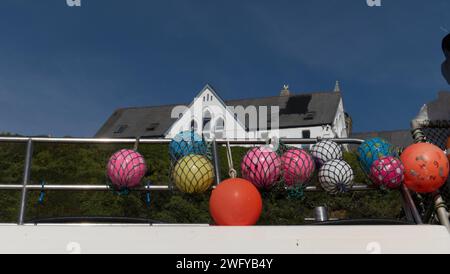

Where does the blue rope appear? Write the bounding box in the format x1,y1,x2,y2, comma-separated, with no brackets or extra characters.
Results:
38,180,46,204
145,181,152,207
106,180,130,196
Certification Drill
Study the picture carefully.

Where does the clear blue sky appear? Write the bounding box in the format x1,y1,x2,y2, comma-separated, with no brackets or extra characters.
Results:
0,0,449,137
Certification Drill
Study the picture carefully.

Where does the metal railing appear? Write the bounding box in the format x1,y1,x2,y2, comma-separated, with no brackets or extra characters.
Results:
0,136,422,226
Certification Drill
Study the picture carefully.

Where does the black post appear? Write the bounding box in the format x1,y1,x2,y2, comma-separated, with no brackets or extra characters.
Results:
211,139,221,185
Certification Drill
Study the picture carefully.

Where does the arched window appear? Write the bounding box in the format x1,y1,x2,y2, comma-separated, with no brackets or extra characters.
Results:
203,110,212,131
215,118,224,131
214,118,225,139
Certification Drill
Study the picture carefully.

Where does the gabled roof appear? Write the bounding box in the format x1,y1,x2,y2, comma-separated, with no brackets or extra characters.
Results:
95,86,343,138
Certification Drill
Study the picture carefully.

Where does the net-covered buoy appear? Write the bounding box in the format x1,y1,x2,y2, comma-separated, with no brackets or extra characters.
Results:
241,146,281,190
318,159,354,194
400,143,449,193
357,137,395,174
107,149,147,190
446,137,450,162
370,156,404,189
169,130,207,161
281,148,315,186
310,140,343,166
209,178,262,226
172,154,215,194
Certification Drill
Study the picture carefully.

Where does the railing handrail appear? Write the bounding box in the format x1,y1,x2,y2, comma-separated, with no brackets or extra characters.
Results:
0,136,365,145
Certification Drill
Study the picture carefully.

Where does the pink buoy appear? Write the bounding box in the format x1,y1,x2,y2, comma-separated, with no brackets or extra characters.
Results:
107,149,147,189
370,156,404,189
241,146,281,189
281,149,315,186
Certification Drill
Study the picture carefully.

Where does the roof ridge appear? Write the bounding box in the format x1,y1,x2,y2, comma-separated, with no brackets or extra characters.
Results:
114,90,338,111
224,90,336,103
352,129,411,134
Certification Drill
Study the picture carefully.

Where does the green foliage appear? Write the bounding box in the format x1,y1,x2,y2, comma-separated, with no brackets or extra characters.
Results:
0,142,404,224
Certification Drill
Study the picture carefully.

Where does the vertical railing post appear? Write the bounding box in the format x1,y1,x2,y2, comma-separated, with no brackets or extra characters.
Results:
211,139,221,185
18,139,33,225
400,184,423,224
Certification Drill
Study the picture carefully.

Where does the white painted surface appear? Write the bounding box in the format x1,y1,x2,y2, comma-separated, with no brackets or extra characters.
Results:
0,225,449,254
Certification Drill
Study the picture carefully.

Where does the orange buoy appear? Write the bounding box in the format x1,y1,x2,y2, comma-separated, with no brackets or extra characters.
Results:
209,178,262,226
447,137,450,162
401,143,449,193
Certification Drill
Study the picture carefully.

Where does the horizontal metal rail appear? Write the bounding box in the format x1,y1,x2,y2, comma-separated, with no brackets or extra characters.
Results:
0,136,365,145
0,184,376,192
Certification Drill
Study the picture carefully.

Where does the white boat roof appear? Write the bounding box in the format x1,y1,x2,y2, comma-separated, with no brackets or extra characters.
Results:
0,224,449,254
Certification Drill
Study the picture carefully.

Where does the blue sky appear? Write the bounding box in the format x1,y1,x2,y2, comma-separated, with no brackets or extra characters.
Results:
0,0,448,137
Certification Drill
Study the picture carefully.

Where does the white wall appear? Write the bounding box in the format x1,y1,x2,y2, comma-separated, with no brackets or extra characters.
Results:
332,98,348,138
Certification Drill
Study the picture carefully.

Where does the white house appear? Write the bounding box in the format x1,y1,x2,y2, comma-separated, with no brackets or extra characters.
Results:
95,83,351,140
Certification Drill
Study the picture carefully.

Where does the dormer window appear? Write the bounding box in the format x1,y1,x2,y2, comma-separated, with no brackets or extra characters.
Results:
304,111,316,120
146,123,159,131
113,124,128,134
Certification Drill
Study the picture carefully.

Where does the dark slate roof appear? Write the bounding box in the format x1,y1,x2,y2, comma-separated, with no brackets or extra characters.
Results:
95,91,342,138
350,130,414,149
226,92,341,130
95,104,180,138
423,91,450,121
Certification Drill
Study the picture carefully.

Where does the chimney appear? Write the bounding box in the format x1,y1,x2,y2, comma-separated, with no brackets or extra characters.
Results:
280,84,290,96
334,81,341,92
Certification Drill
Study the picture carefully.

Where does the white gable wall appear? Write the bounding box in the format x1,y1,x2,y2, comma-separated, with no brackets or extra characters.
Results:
165,87,249,139
332,98,348,138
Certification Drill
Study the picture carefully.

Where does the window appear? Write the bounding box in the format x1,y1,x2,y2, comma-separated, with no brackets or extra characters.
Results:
113,125,128,134
146,123,159,131
203,118,211,131
190,120,198,131
304,112,316,120
302,130,311,139
215,118,224,131
203,110,212,131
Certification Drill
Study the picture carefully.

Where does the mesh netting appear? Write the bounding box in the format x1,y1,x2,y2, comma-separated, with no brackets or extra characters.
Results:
241,146,281,190
415,124,450,202
369,156,404,190
408,122,450,222
422,127,450,151
169,130,208,162
106,149,147,193
280,148,315,187
310,140,343,166
169,131,214,194
318,159,354,195
357,138,396,175
171,154,215,194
